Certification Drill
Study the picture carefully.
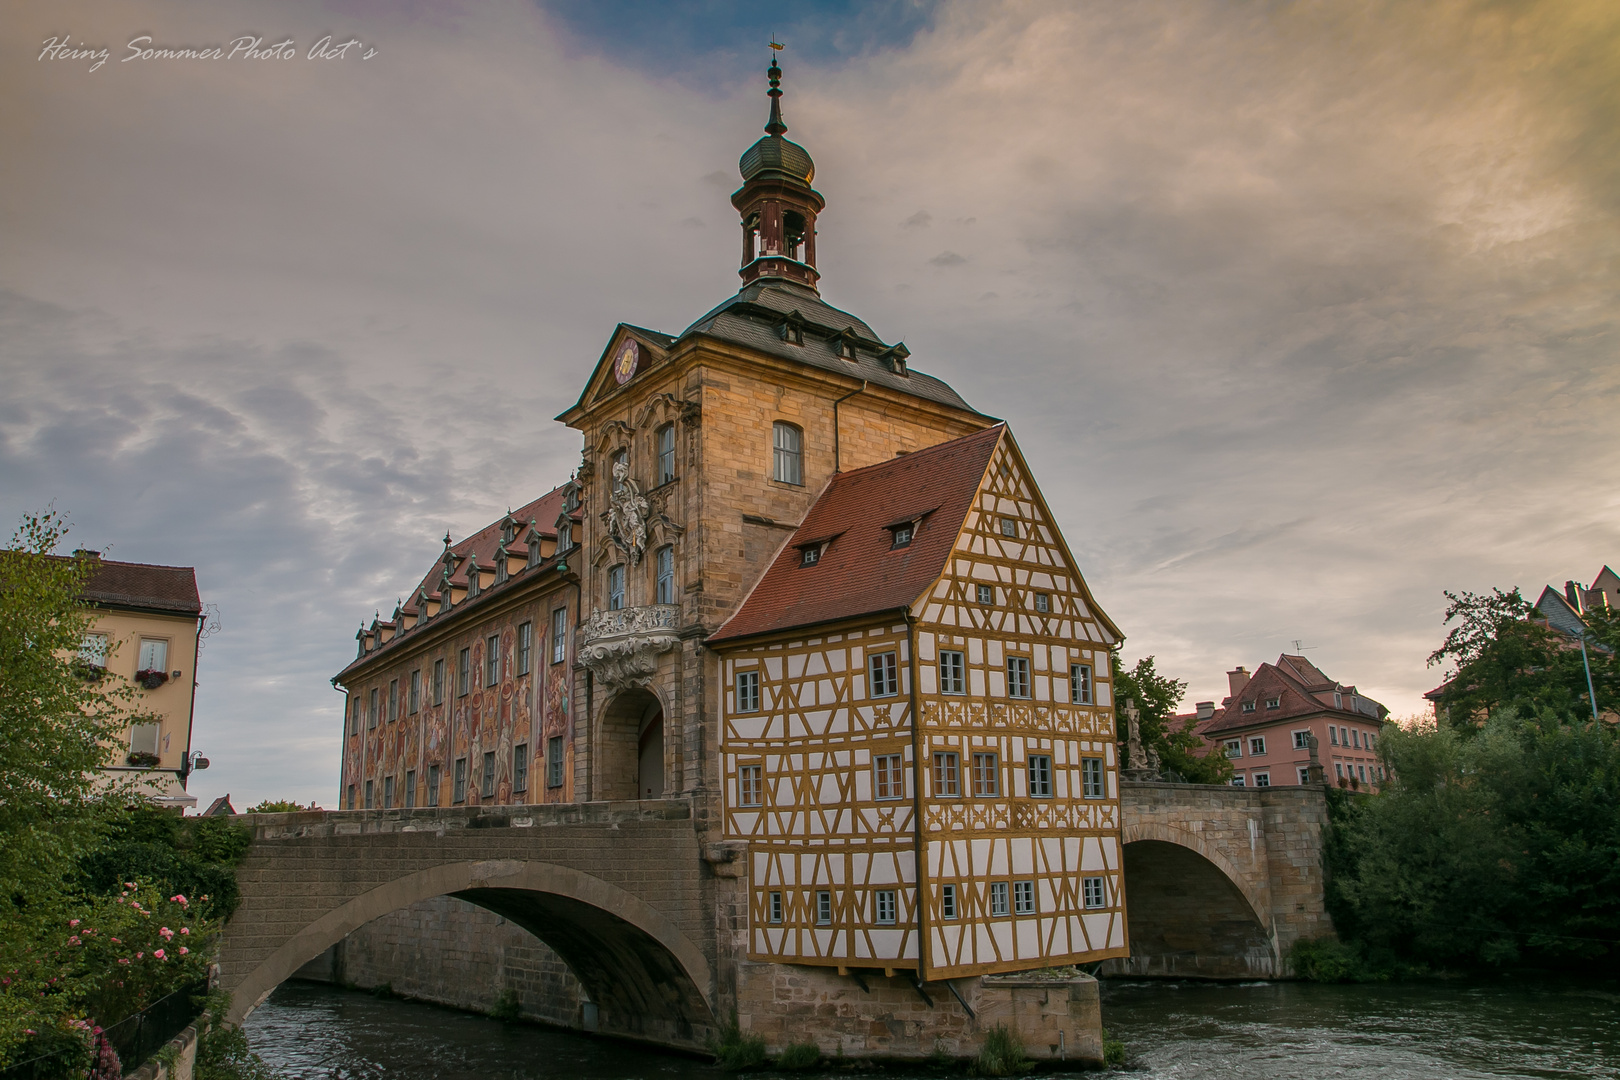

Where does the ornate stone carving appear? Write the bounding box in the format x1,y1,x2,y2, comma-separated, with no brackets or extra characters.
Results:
605,459,651,566
578,604,679,693
1122,698,1163,782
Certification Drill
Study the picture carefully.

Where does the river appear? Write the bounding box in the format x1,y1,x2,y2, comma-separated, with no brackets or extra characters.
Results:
245,977,1620,1079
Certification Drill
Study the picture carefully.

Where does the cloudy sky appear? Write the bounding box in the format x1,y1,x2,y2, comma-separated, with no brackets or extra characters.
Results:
5,0,1616,809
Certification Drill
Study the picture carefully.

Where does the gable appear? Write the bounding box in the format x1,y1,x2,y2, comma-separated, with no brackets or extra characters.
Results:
557,324,677,421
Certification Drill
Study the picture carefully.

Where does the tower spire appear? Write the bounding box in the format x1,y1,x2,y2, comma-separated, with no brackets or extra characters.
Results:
765,52,786,136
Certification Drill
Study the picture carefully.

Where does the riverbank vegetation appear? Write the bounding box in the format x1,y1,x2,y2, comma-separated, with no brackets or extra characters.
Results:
1111,655,1233,785
1308,587,1620,979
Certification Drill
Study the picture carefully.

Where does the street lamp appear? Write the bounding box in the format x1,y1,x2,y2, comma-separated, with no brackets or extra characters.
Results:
182,750,210,780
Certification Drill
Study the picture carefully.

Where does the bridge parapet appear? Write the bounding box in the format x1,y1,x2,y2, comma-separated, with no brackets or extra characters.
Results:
238,798,693,841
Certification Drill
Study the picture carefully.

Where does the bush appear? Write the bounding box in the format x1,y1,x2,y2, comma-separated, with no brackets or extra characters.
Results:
976,1023,1030,1076
775,1040,821,1068
1102,1027,1126,1068
491,988,521,1021
709,1013,767,1072
245,801,307,814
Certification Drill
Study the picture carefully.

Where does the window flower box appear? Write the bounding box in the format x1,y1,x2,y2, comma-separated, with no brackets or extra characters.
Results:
135,668,169,690
127,750,161,768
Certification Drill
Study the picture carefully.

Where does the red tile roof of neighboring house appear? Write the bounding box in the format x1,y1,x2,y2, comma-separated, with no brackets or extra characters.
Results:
709,425,1006,644
1200,654,1386,735
77,558,202,616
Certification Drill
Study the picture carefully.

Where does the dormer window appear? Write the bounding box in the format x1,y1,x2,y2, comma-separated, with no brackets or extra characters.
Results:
780,315,805,345
1266,697,1281,709
1241,701,1257,713
890,524,913,548
839,339,856,360
557,521,572,551
881,343,911,376
801,546,821,567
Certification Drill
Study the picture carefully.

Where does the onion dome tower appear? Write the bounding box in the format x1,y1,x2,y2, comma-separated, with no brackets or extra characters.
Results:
733,56,825,292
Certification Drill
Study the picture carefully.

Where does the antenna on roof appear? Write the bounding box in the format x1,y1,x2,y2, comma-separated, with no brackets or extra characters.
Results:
1291,639,1315,652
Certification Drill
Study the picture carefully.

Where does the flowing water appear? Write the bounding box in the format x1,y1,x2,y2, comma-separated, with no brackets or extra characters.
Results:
246,977,1620,1080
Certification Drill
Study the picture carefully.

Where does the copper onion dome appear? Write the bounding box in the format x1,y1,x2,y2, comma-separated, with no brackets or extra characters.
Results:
738,57,815,185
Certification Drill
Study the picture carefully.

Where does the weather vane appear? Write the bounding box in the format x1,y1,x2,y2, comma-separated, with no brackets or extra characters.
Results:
769,37,784,52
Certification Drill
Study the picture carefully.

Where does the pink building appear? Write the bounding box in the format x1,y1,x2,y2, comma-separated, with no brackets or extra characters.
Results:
1188,654,1390,790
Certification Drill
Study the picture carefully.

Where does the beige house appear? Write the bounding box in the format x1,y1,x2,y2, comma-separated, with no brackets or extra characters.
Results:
77,554,205,809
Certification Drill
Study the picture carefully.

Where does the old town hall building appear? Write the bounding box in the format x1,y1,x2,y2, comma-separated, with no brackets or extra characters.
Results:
334,58,1128,988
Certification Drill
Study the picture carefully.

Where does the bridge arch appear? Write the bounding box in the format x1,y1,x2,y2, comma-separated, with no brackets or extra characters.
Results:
224,858,715,1043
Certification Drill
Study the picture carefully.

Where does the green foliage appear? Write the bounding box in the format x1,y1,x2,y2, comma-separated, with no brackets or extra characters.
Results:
194,995,283,1080
245,800,307,814
490,987,521,1021
1112,654,1233,785
975,1023,1031,1076
709,1012,767,1071
78,808,251,920
1101,1027,1126,1068
1427,588,1618,727
1325,710,1620,972
775,1040,821,1068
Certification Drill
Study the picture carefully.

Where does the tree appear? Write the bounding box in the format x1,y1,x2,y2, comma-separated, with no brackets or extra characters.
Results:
1427,587,1617,727
1111,654,1232,785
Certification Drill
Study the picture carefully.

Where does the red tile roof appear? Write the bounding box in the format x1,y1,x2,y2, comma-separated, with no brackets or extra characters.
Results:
77,558,201,616
404,485,573,609
709,425,1005,644
1200,654,1386,735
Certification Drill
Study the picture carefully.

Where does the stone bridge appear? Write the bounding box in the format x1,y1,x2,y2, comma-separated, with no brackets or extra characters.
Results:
218,783,1331,1050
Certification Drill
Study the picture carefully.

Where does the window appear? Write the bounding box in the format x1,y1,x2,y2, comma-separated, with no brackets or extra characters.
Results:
1253,771,1271,787
972,752,1000,797
1329,726,1339,746
350,697,360,735
1298,767,1312,785
875,889,897,925
1266,697,1281,709
408,670,421,714
656,546,675,605
383,775,395,810
433,658,445,705
485,635,500,686
891,523,913,548
388,679,397,722
551,608,567,663
513,744,528,793
932,752,960,796
368,688,378,729
770,892,783,924
608,564,625,610
129,723,160,756
869,651,899,697
1293,730,1310,750
1242,701,1257,713
1335,762,1345,779
138,638,168,673
736,670,761,713
78,633,108,670
800,545,821,567
481,751,496,798
816,891,832,925
1027,754,1053,798
1006,656,1030,699
999,517,1017,538
1033,592,1050,613
517,622,532,676
458,648,470,696
739,764,763,806
364,779,373,809
773,422,803,485
1081,757,1106,799
1013,880,1036,915
989,881,1010,917
1223,739,1242,758
1083,877,1106,909
427,764,441,807
1070,664,1092,704
656,423,676,485
939,651,965,695
874,754,904,800
1357,764,1367,782
558,521,572,551
453,758,467,803
1334,692,1343,709
1249,736,1266,756
547,736,565,788
1231,775,1245,787
976,584,994,605
1351,729,1361,749
1339,726,1349,746
347,784,356,810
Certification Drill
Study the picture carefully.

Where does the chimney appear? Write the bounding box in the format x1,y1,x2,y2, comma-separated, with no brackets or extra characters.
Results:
1195,701,1216,721
1565,580,1583,613
1227,666,1251,698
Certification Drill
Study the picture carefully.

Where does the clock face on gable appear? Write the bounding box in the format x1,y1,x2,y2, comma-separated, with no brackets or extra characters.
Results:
613,338,639,385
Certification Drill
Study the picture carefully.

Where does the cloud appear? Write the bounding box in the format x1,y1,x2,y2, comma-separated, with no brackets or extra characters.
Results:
929,251,966,266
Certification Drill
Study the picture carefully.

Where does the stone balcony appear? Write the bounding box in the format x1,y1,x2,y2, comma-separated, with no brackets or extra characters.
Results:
577,604,680,692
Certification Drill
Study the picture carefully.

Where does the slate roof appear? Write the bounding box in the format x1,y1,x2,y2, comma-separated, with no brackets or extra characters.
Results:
75,558,202,616
1201,654,1387,736
709,425,1005,644
678,280,980,413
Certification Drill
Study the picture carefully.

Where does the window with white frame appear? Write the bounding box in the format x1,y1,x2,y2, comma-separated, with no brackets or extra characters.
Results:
1081,757,1106,799
427,764,440,807
890,523,913,548
933,751,960,796
1330,726,1339,745
816,891,832,925
770,892,783,923
1266,697,1281,709
79,633,109,670
1335,762,1344,778
551,608,567,663
869,651,899,697
875,889,897,925
1253,771,1270,787
1071,663,1093,704
1006,656,1030,699
1293,730,1310,750
941,884,958,919
736,669,761,713
656,423,676,485
1013,880,1036,915
939,650,965,694
1083,877,1106,909
547,736,565,788
1034,592,1050,613
874,754,905,800
739,764,763,806
608,564,625,610
513,744,528,793
1027,754,1053,798
1224,739,1242,758
1358,764,1367,782
773,422,803,485
655,546,675,605
517,623,533,676
453,757,467,803
999,517,1017,537
1249,736,1266,756
137,638,168,673
1232,775,1246,786
989,881,1010,916
481,751,496,798
976,583,994,605
1297,766,1312,785
1242,701,1257,713
972,752,999,797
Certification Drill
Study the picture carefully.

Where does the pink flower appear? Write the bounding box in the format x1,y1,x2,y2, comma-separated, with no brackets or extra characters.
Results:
109,938,120,944
67,936,81,946
153,949,166,960
69,919,80,928
171,894,188,906
178,947,188,955
179,927,190,936
159,927,174,940
118,959,130,965
135,952,143,960
125,882,137,889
